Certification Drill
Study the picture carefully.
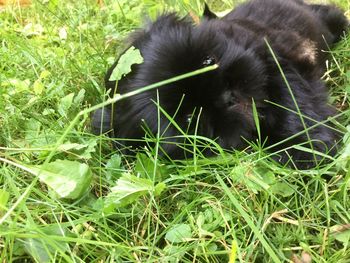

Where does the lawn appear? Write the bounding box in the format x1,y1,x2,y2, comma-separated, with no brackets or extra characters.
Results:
0,0,350,262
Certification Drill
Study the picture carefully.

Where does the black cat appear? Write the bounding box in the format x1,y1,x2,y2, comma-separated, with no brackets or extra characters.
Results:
93,0,348,168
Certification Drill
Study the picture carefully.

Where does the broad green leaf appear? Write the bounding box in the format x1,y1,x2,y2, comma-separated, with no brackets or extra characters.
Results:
22,225,70,263
254,165,276,184
79,139,97,159
330,225,350,246
134,153,168,181
346,85,350,93
342,126,350,150
154,182,166,196
207,242,218,252
165,224,192,244
198,208,231,232
230,165,264,193
270,182,295,197
135,153,155,177
42,108,55,115
39,70,51,79
106,154,122,177
93,198,116,214
73,89,85,105
337,128,350,169
77,193,99,209
231,164,277,193
58,93,74,117
33,80,44,95
12,241,26,256
23,238,51,263
57,143,87,152
32,160,92,199
0,189,9,212
106,173,166,207
109,46,143,81
260,171,276,185
346,70,350,81
24,118,57,148
4,79,31,93
163,244,186,262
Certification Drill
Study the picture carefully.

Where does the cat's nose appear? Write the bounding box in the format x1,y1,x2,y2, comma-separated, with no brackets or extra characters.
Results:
221,90,239,107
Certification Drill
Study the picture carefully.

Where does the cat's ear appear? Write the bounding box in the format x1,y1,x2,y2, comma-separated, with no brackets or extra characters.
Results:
203,3,217,19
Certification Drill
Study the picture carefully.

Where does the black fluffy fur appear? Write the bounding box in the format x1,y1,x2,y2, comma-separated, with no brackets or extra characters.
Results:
93,0,349,168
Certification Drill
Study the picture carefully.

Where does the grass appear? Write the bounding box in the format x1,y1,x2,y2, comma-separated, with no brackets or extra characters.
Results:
0,0,350,262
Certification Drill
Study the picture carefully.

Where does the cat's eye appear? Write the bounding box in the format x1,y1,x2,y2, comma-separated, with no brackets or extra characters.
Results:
186,114,193,123
202,56,216,66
